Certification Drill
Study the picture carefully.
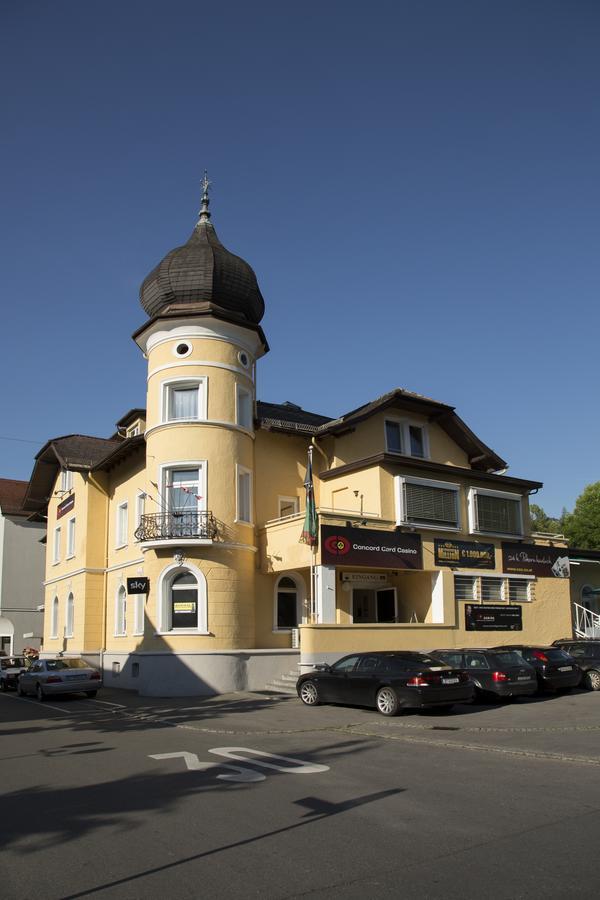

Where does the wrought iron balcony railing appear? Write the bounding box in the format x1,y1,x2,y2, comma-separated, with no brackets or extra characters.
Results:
135,511,218,542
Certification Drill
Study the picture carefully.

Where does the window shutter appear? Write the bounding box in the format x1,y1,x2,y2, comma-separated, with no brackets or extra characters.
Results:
476,494,521,534
405,482,458,527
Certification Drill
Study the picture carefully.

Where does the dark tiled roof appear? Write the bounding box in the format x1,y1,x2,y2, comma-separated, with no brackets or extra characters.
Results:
256,401,332,435
93,434,145,471
0,478,29,516
115,409,147,429
48,435,122,470
140,220,265,326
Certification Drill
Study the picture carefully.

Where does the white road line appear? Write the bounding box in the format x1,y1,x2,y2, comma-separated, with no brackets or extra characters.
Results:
0,693,76,715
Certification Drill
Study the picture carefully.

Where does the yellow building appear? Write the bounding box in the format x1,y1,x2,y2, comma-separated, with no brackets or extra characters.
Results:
24,180,573,696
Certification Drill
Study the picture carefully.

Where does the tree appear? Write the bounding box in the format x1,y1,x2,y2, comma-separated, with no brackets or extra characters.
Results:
563,482,600,550
529,503,561,534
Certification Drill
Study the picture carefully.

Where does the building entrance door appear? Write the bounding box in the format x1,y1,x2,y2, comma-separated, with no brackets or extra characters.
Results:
352,587,397,623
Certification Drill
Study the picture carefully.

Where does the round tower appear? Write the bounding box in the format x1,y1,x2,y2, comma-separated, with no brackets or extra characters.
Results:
132,176,269,691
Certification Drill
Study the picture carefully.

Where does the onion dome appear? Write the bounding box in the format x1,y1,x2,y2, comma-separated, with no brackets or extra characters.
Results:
140,173,265,325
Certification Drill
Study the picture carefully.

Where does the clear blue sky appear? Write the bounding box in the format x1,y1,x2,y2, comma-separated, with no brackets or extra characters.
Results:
1,1,599,516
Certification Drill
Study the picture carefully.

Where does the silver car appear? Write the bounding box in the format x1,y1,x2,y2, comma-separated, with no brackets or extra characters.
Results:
17,657,102,701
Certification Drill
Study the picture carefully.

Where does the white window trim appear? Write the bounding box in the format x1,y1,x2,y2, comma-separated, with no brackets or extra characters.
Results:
394,474,461,531
235,383,253,431
135,491,146,530
467,487,524,538
236,464,253,526
453,572,534,602
65,592,74,638
52,526,61,564
66,516,76,559
156,561,208,634
158,460,207,513
60,469,73,492
115,585,127,637
133,594,145,636
384,417,430,459
116,501,129,549
50,596,59,638
273,572,306,631
161,376,208,424
278,496,300,518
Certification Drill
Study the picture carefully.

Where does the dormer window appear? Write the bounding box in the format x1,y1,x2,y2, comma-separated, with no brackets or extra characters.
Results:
385,419,428,459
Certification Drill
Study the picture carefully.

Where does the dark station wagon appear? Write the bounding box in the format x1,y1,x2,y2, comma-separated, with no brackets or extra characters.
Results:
552,639,600,691
297,651,474,716
493,645,581,693
431,648,537,702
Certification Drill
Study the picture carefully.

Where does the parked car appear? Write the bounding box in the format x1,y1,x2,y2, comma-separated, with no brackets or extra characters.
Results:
297,651,474,716
551,639,600,691
493,645,581,693
0,656,29,691
17,657,102,701
430,648,537,702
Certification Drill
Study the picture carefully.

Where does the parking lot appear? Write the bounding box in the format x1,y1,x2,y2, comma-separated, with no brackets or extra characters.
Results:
2,686,600,899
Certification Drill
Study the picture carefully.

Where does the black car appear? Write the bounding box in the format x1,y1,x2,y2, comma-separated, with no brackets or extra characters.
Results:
493,645,581,693
296,651,474,716
431,648,537,702
551,639,600,691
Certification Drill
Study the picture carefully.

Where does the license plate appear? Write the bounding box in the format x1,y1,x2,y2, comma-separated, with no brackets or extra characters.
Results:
442,677,459,684
517,676,531,681
67,674,87,680
558,666,572,672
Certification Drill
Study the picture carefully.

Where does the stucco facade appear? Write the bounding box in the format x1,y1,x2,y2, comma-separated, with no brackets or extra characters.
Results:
24,188,574,696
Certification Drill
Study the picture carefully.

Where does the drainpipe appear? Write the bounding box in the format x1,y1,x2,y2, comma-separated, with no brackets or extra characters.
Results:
87,472,110,673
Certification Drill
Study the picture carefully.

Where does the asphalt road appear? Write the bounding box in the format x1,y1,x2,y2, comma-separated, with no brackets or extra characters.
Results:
2,686,600,899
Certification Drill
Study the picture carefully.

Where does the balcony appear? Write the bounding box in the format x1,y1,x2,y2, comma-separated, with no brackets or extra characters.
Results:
135,511,219,544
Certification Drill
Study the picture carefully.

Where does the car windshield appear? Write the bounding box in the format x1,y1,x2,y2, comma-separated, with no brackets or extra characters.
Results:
46,659,90,671
493,651,527,667
1,657,27,669
545,649,573,662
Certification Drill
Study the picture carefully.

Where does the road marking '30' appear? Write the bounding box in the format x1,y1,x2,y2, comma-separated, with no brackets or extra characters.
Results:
149,747,329,783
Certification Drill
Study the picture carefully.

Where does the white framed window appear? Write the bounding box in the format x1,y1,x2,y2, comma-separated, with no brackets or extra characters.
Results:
133,594,145,635
115,585,127,636
116,502,129,548
395,475,460,530
53,526,61,564
127,425,140,437
385,419,429,459
159,462,207,538
157,563,208,634
162,377,207,423
468,487,523,537
454,573,534,602
236,384,253,430
278,496,299,518
66,517,76,558
60,469,73,492
135,491,146,530
274,574,303,630
50,596,59,638
236,465,253,524
65,593,74,638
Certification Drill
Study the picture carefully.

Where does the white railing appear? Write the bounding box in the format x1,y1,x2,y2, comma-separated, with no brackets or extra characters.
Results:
574,602,600,638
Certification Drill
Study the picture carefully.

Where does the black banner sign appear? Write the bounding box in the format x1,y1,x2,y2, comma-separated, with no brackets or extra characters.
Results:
321,525,422,570
465,603,523,631
56,494,75,519
434,539,495,569
127,577,149,594
502,543,570,578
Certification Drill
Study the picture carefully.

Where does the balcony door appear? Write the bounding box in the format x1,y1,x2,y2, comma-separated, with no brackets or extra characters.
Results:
163,465,206,538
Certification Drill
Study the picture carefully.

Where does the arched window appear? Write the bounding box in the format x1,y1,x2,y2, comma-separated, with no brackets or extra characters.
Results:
50,596,59,638
158,564,208,633
275,575,302,630
115,585,127,636
65,593,74,638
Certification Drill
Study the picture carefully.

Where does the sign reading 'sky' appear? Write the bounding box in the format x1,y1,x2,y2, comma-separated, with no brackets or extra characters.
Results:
321,525,422,570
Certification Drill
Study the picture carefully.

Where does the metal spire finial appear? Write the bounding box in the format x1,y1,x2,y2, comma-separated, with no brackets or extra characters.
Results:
197,170,212,225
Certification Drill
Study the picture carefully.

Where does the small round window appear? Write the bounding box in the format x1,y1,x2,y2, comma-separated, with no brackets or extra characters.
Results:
238,351,250,368
174,342,192,358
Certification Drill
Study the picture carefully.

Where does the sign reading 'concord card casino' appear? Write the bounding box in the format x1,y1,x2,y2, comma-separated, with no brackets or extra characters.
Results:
321,525,422,570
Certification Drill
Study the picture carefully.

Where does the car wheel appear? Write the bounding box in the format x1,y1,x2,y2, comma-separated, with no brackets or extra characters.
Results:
584,670,600,691
36,683,46,702
299,680,319,706
85,690,98,699
17,679,24,697
376,686,399,717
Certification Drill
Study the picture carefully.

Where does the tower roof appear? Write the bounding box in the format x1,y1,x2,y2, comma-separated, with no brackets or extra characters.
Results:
139,174,265,325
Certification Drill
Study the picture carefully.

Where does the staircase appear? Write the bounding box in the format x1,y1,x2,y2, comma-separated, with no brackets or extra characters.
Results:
574,602,600,638
264,666,301,695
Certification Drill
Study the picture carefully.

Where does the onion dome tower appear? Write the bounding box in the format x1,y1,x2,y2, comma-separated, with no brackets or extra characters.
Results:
132,175,267,670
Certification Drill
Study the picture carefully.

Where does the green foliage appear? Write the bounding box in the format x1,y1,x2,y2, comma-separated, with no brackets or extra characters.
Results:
529,503,561,534
563,482,600,550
